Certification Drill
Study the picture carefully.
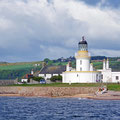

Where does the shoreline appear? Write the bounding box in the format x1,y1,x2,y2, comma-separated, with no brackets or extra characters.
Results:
0,86,120,100
1,91,120,100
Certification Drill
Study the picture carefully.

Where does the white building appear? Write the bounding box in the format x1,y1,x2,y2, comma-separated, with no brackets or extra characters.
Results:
39,66,65,81
62,36,120,83
21,79,28,83
99,59,120,83
62,36,101,83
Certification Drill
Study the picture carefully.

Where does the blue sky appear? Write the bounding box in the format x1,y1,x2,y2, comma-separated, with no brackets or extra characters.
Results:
0,0,120,62
80,0,120,7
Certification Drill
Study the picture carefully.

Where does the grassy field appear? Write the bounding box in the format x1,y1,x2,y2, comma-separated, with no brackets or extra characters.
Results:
9,83,102,87
9,83,120,91
0,64,33,70
93,62,103,69
0,61,42,70
107,83,120,91
92,61,120,71
0,61,42,80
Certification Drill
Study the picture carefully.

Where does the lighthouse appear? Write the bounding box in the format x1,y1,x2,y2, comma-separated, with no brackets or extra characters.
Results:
62,36,101,83
75,36,90,71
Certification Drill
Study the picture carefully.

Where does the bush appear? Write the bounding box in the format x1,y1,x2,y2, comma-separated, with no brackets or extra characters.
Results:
50,75,62,82
33,77,44,82
44,58,50,63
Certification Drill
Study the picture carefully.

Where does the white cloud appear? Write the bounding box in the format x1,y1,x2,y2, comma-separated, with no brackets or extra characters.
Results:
0,0,120,61
0,18,13,30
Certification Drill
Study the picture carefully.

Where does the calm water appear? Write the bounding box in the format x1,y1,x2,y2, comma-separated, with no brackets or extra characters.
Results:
0,97,120,120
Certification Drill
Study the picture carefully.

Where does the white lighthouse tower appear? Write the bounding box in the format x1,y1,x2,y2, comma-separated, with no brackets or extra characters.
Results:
62,36,101,83
75,36,90,71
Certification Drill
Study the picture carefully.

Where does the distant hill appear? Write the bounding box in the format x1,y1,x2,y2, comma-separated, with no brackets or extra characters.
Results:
52,56,120,63
45,56,120,72
0,56,120,80
0,61,42,80
0,62,8,64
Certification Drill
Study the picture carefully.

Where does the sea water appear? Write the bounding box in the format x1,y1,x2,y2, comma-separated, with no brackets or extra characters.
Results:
0,97,120,120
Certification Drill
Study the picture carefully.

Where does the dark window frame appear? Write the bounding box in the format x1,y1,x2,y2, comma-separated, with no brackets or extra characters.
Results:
116,76,119,80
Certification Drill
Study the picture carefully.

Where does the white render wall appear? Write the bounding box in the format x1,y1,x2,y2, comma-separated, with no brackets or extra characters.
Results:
53,74,59,76
100,69,120,83
101,69,112,83
45,74,52,79
111,72,120,83
62,71,101,83
76,58,90,71
39,74,52,80
39,74,61,80
21,79,28,83
39,74,45,77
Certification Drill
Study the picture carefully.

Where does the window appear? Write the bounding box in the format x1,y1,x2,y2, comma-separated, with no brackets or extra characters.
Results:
80,60,82,65
116,76,119,80
96,74,99,82
101,74,103,79
80,67,82,71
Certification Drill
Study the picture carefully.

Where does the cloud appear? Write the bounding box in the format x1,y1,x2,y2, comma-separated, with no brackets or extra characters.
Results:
0,0,120,62
39,44,73,59
0,18,13,30
90,49,120,57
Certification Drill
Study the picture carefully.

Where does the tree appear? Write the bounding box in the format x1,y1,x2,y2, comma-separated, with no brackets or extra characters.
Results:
44,58,50,63
50,75,62,82
33,77,44,82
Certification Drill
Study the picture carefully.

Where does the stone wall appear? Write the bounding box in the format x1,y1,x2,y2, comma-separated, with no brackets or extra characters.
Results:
0,79,18,86
0,87,98,97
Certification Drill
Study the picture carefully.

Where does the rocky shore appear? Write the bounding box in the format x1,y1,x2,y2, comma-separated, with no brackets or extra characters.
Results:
0,86,97,97
88,91,120,100
0,87,120,100
64,90,120,100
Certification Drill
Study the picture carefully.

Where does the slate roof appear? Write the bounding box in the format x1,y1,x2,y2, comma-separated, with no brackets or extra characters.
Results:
40,65,66,74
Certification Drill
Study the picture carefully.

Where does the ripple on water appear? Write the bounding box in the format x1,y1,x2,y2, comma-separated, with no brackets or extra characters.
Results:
0,97,120,120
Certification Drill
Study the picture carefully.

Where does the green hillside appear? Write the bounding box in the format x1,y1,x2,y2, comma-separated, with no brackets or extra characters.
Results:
0,64,33,70
0,61,42,80
93,61,120,71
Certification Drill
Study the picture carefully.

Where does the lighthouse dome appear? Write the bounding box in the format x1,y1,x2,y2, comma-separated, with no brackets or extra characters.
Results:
79,40,87,44
78,36,88,51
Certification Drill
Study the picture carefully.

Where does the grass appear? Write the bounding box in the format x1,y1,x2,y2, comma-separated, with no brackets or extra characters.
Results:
0,64,34,70
9,83,101,87
92,62,103,69
0,61,42,70
107,83,120,91
52,62,68,66
0,61,42,80
7,83,120,91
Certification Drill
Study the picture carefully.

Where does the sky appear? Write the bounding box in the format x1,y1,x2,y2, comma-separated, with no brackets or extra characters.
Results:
0,0,120,62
